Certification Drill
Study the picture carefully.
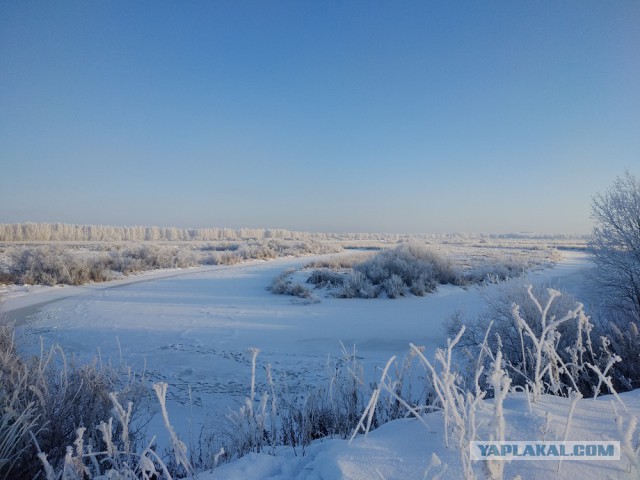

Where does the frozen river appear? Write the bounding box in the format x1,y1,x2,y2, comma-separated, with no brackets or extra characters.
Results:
1,250,591,436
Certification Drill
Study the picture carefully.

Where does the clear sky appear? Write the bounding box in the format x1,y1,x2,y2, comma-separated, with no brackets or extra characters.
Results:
1,1,638,234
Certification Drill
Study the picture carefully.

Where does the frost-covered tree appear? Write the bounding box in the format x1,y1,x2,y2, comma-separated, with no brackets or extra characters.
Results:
589,171,640,321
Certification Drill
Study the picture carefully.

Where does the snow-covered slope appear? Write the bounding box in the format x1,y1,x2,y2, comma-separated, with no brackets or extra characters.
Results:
207,389,640,480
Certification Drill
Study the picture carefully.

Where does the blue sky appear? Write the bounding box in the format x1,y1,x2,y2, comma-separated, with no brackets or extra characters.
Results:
1,1,638,234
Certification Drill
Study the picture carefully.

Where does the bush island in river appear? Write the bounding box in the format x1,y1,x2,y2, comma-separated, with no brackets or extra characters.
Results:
278,243,535,300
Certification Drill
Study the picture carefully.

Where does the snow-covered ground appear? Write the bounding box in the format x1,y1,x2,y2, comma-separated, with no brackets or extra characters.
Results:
2,251,588,404
1,249,609,478
206,389,640,479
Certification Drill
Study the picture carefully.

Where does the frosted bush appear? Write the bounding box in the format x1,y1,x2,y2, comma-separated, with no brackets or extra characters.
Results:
36,383,188,480
338,271,379,298
196,345,374,467
309,243,461,299
305,252,374,270
269,270,315,300
112,245,199,271
446,282,602,396
464,258,526,284
383,274,405,298
486,349,511,480
7,244,202,285
307,268,345,288
10,246,112,285
589,171,640,321
598,318,640,391
409,272,436,296
0,326,149,478
354,329,483,479
4,237,342,287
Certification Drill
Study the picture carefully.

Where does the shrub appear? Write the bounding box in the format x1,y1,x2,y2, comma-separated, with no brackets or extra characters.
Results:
108,245,199,273
7,244,202,286
9,246,112,286
4,239,341,287
269,270,315,300
596,314,640,391
333,244,459,299
409,273,436,296
383,274,405,298
307,268,345,288
356,244,457,288
299,244,463,300
0,325,149,479
193,346,373,468
587,171,640,392
337,271,379,299
305,252,375,270
205,240,342,267
35,382,188,480
589,170,640,321
463,258,526,284
445,282,603,398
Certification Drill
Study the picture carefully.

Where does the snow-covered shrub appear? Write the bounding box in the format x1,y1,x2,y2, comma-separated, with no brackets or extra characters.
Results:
195,345,373,467
312,244,460,299
332,243,459,299
337,270,379,298
486,349,511,480
408,272,435,296
209,249,243,265
10,246,112,285
274,345,369,451
372,347,429,425
5,238,341,287
589,170,640,322
200,242,240,252
108,244,199,273
269,269,315,300
0,325,150,478
355,244,442,286
0,328,41,478
305,252,374,270
598,316,640,391
463,257,526,284
447,284,612,400
36,382,188,480
307,268,345,288
206,239,341,266
325,345,367,438
383,273,405,298
586,172,640,391
7,244,202,286
354,329,483,479
447,282,600,397
304,243,552,301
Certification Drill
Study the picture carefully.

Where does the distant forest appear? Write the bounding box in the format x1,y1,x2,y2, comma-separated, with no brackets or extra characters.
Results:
0,223,588,243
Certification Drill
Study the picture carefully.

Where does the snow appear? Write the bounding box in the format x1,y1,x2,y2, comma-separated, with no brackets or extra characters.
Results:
204,390,640,479
2,252,588,406
0,263,252,315
1,248,611,479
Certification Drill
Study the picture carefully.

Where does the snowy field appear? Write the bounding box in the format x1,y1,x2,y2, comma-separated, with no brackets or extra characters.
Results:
4,245,634,479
